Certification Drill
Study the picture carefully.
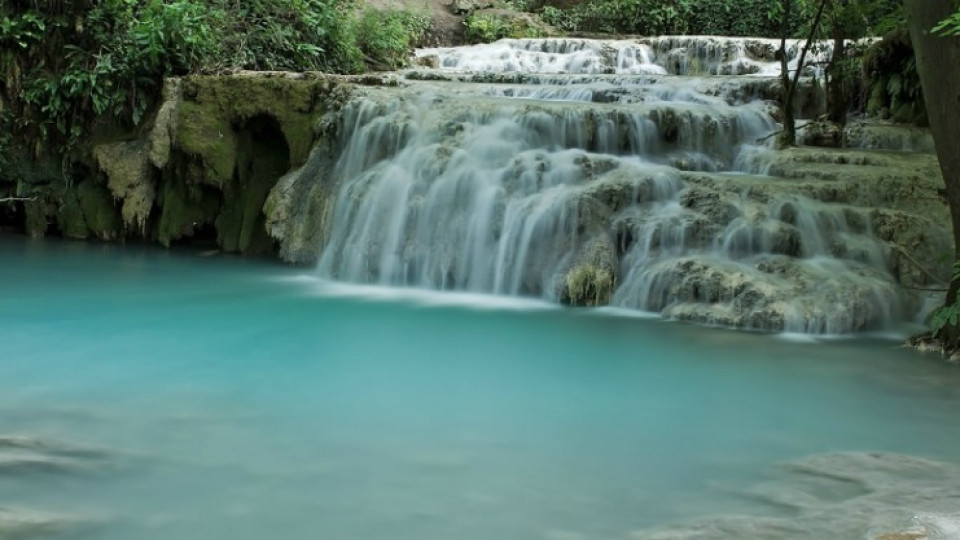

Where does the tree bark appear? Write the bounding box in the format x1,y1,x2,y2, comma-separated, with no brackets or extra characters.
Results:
827,30,847,127
904,0,960,343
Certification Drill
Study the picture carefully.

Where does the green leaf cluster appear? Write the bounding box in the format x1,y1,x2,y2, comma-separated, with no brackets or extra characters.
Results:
0,13,45,50
930,262,960,337
933,7,960,37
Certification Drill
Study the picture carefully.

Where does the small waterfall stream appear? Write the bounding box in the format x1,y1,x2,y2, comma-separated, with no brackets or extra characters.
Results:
283,37,948,334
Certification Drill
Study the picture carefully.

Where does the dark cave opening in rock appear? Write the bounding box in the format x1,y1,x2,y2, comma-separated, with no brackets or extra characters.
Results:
216,114,291,256
0,200,26,235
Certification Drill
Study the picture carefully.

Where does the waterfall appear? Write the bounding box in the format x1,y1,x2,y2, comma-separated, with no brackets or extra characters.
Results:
276,37,948,334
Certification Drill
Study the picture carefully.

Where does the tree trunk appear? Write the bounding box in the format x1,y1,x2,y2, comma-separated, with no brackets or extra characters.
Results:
827,31,847,128
778,0,796,147
779,40,797,147
904,0,960,344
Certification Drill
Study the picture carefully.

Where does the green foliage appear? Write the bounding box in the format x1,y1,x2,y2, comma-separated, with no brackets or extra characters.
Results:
464,12,545,43
3,0,393,167
355,8,430,70
862,30,925,124
0,12,45,50
539,6,577,31
930,262,960,337
210,0,362,73
464,13,512,42
536,0,900,38
539,0,780,36
14,0,223,150
933,7,960,37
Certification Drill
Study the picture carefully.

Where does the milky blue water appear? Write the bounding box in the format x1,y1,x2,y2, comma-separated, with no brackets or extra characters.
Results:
1,237,959,539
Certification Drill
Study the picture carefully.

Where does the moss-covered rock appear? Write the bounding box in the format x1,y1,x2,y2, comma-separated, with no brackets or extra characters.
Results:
56,190,88,239
557,233,619,307
175,73,337,186
76,179,122,240
149,78,182,170
94,140,155,233
264,145,338,264
564,264,616,306
155,173,219,247
215,115,292,254
159,73,351,254
23,199,48,238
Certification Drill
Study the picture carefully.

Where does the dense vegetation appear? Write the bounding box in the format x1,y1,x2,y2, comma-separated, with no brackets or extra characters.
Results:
0,0,427,169
535,0,900,38
463,10,548,43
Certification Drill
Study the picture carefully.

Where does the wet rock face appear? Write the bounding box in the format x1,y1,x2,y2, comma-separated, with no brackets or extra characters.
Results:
622,255,899,333
94,139,156,233
799,121,936,153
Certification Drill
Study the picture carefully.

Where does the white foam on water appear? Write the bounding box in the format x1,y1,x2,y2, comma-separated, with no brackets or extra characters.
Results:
290,275,559,312
917,512,960,540
589,306,662,320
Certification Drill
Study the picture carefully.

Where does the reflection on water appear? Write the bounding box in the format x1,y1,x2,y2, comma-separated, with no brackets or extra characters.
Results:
0,237,959,539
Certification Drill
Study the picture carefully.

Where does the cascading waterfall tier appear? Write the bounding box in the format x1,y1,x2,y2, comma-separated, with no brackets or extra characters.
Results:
267,37,950,334
415,36,834,76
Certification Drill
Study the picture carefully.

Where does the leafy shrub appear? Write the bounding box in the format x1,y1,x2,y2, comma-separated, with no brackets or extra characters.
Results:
536,0,693,36
355,8,430,70
539,6,580,32
464,12,545,43
211,0,362,73
464,13,511,42
17,0,222,146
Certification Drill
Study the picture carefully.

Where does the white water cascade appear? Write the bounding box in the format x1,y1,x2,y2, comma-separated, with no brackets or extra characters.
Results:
278,37,949,334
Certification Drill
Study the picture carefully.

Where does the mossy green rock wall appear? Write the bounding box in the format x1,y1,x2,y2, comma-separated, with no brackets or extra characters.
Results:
73,73,349,254
158,73,344,253
175,74,336,186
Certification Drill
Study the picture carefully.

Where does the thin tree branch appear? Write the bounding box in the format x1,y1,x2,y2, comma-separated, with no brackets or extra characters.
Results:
756,121,816,143
0,197,38,203
789,0,830,101
896,246,947,285
901,285,949,292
